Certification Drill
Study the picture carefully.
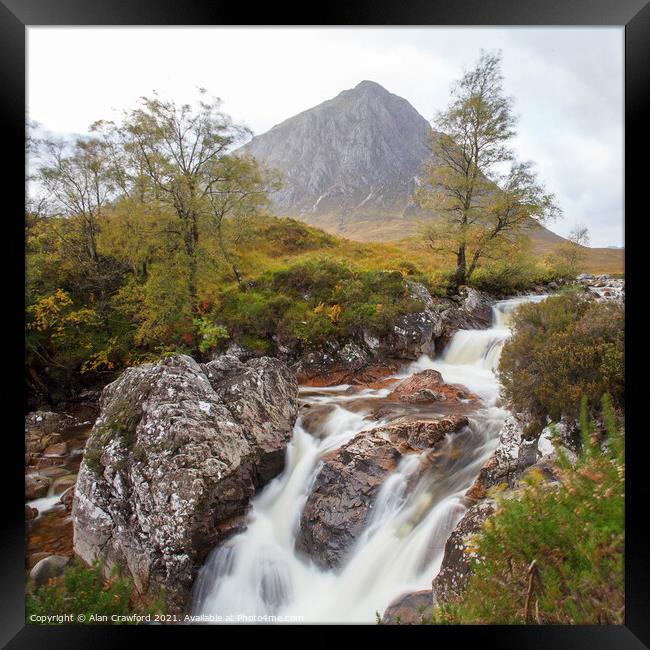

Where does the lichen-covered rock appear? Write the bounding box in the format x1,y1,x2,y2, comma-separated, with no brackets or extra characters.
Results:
382,589,435,624
431,500,495,605
465,414,528,500
72,354,298,613
296,354,397,388
296,415,469,568
382,311,437,360
294,341,375,385
537,419,581,455
379,282,441,360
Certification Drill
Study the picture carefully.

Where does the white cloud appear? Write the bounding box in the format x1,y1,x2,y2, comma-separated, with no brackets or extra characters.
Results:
27,26,623,246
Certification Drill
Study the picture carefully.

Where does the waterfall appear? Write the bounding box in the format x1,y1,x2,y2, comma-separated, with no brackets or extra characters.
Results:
190,294,546,623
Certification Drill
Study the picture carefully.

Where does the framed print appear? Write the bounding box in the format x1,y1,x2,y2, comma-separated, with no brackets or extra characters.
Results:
2,0,648,647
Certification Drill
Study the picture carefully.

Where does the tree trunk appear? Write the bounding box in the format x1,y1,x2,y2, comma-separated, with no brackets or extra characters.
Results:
216,221,243,288
183,213,199,309
454,245,467,287
467,250,482,280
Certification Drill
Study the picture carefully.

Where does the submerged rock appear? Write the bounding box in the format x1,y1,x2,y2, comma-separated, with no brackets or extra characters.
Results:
72,354,298,613
296,415,469,569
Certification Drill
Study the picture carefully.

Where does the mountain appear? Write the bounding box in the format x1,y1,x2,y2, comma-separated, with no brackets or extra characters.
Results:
237,81,602,253
238,80,441,240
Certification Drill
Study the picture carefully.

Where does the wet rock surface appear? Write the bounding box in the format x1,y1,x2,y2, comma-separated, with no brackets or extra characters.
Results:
72,354,298,613
24,404,96,576
434,287,493,350
296,415,469,569
389,369,477,404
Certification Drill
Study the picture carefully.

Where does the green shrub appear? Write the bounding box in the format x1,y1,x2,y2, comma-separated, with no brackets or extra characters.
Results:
215,259,424,353
253,217,336,254
470,255,563,296
498,293,624,429
27,559,165,624
430,396,624,625
193,317,229,354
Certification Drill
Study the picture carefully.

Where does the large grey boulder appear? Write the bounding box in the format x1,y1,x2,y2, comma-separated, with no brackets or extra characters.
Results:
72,354,298,613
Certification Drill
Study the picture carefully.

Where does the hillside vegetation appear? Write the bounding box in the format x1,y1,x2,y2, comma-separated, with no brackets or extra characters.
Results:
27,206,616,409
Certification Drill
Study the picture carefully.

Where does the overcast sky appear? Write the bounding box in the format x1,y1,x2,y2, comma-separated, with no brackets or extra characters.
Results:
27,27,623,247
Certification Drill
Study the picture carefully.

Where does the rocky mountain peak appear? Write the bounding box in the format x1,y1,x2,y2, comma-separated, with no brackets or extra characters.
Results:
237,81,434,230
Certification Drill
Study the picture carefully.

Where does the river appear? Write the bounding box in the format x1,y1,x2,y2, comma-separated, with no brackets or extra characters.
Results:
190,294,547,623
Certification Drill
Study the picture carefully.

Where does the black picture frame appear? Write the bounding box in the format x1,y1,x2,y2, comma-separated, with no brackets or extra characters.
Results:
3,1,648,647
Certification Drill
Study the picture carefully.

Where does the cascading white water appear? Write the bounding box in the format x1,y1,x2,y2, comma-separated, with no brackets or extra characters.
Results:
191,294,547,623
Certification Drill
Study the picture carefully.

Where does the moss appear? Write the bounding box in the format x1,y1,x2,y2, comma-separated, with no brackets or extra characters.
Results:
83,396,144,477
84,444,104,477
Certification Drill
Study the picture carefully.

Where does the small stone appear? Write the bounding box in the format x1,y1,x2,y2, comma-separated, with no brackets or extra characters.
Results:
29,555,72,589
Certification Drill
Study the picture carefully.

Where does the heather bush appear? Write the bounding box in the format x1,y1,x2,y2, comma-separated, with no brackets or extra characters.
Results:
498,293,624,429
26,559,165,624
430,396,624,625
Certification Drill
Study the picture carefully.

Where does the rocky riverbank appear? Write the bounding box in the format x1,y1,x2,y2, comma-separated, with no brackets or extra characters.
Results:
379,275,624,624
24,274,624,621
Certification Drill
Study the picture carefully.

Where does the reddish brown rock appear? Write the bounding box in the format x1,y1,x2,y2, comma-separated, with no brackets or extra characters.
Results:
59,486,75,512
296,415,469,569
389,369,477,404
25,474,50,500
43,441,68,457
297,362,399,388
299,403,337,438
25,505,38,520
53,475,76,496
